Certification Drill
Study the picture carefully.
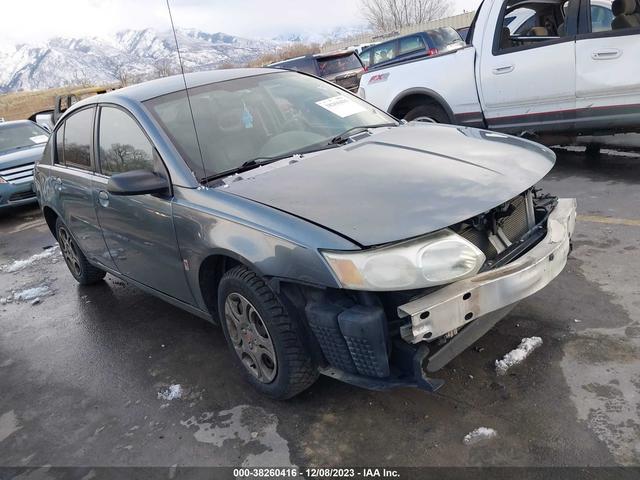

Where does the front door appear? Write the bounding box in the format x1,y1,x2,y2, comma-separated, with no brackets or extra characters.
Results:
575,0,640,130
478,0,579,133
92,105,194,304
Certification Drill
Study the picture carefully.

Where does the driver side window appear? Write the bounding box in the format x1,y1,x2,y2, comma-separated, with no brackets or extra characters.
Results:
497,1,569,52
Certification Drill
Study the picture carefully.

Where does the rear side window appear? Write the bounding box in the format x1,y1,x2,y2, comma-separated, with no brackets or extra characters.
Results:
98,106,161,177
399,35,426,54
316,53,362,76
371,42,397,66
55,125,64,164
63,107,94,169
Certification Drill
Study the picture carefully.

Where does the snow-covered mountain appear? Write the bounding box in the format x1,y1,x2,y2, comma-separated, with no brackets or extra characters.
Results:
0,28,295,93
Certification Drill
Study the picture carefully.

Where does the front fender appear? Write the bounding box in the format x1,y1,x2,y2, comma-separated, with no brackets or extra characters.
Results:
172,186,353,312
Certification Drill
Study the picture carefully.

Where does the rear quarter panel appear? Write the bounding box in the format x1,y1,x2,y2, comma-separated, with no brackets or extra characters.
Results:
360,47,482,118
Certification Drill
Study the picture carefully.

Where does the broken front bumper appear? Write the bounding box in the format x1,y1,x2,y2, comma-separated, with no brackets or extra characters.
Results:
398,198,577,344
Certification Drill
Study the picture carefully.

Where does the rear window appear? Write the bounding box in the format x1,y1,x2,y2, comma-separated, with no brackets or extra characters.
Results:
426,27,465,50
316,53,362,77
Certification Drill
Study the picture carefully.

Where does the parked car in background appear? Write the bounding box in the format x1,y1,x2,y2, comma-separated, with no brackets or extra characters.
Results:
29,85,120,131
0,120,49,210
346,42,379,54
34,68,576,399
268,50,364,92
358,27,465,70
359,0,640,143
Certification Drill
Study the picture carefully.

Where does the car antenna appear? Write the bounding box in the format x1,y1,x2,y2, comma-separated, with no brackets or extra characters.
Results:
165,0,208,183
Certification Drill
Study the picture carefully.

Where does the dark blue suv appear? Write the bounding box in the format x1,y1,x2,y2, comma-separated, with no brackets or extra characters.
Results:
359,27,465,71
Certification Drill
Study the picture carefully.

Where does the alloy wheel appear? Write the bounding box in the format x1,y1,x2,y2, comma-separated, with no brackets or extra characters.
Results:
224,292,278,383
58,226,82,277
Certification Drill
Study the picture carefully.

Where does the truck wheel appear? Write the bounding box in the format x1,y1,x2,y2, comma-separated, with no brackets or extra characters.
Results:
56,218,106,285
404,104,449,124
218,265,318,399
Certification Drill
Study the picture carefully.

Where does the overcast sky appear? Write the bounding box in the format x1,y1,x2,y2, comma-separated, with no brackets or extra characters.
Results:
1,0,482,46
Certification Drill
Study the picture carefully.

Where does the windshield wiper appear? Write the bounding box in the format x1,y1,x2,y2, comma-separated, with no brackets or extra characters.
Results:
202,143,343,183
329,123,397,145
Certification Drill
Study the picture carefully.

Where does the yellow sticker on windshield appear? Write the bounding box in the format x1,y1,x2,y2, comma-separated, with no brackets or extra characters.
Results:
316,96,366,118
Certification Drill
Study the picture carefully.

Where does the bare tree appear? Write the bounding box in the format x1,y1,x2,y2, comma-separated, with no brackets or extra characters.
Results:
66,69,93,88
360,0,454,32
153,57,176,78
112,62,130,87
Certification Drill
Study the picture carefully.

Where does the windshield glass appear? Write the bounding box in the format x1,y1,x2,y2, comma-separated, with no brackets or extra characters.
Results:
317,54,362,77
145,71,394,180
0,122,49,154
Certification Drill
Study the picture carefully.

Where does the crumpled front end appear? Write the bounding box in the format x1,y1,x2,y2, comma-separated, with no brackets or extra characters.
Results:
293,189,576,392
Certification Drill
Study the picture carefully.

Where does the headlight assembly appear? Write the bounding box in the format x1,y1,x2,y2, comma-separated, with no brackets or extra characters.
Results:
321,229,486,291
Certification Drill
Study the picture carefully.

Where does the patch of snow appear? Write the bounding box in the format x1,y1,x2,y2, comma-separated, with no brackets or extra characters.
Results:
463,427,497,445
0,410,22,443
181,405,294,467
495,337,543,376
13,285,52,302
157,384,183,401
2,246,59,273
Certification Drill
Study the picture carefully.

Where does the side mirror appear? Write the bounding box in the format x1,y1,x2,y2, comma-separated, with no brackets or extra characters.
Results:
107,170,170,196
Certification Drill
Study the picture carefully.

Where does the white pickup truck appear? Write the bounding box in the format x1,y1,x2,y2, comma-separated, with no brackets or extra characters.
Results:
359,0,640,141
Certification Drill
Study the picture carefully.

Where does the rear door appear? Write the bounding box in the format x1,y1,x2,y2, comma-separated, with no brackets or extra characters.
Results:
575,0,640,130
478,0,580,133
92,105,194,304
50,106,116,270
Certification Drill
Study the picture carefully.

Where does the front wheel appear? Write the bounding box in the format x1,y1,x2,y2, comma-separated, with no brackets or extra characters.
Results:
218,266,318,399
403,104,449,124
56,218,106,285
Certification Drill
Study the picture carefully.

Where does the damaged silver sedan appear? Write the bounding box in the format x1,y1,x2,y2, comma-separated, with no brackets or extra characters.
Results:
34,69,576,398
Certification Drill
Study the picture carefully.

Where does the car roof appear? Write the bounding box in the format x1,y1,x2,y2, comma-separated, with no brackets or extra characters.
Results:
68,68,281,109
269,50,356,66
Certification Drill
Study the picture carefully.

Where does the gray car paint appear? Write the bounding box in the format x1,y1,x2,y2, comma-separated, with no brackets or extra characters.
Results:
223,123,556,246
35,68,555,320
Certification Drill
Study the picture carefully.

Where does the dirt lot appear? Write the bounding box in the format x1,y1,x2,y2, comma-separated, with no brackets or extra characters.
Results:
0,149,639,476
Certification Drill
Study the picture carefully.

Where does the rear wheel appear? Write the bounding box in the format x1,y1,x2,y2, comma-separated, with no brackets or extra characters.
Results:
56,218,106,285
218,265,318,399
403,104,450,124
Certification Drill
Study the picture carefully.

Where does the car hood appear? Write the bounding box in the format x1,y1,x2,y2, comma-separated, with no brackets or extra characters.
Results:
0,145,46,170
222,123,555,247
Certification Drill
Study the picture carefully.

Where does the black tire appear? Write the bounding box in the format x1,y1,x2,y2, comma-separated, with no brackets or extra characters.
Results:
56,217,106,285
218,265,318,399
585,144,602,166
403,104,450,124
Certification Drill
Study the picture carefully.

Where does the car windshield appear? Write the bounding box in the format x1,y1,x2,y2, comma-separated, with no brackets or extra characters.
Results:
145,71,394,180
317,54,362,77
0,122,49,154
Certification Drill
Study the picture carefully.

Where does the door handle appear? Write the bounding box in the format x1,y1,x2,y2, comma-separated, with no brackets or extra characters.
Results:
591,49,621,60
98,190,109,208
492,65,515,75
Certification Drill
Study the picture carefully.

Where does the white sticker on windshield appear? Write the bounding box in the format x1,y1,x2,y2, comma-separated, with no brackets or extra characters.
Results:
316,96,366,118
30,135,48,144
